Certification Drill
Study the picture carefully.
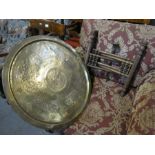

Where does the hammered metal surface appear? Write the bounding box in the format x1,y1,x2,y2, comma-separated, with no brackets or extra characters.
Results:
3,36,90,129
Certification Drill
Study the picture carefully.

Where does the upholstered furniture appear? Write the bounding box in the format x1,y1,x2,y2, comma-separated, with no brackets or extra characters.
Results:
0,20,29,97
64,20,155,134
0,20,29,53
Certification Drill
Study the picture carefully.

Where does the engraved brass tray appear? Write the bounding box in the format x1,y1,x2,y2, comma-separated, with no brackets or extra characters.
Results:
2,36,91,130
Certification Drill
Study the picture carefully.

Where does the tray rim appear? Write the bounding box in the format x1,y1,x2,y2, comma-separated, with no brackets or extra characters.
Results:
2,35,91,130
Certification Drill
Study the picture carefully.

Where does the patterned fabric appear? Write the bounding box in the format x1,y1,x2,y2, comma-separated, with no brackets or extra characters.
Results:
65,20,155,135
64,77,136,135
0,19,29,53
80,20,155,86
127,70,155,134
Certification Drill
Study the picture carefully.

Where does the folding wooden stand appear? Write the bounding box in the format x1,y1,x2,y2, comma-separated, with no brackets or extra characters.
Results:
85,30,147,96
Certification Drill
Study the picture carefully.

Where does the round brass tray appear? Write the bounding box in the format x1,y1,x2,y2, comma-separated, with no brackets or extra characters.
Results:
2,36,91,130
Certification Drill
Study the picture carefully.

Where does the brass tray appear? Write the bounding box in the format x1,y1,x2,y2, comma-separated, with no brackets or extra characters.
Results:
2,36,91,130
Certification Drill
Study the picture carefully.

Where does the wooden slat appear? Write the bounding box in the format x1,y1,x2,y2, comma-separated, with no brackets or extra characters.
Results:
114,19,150,24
